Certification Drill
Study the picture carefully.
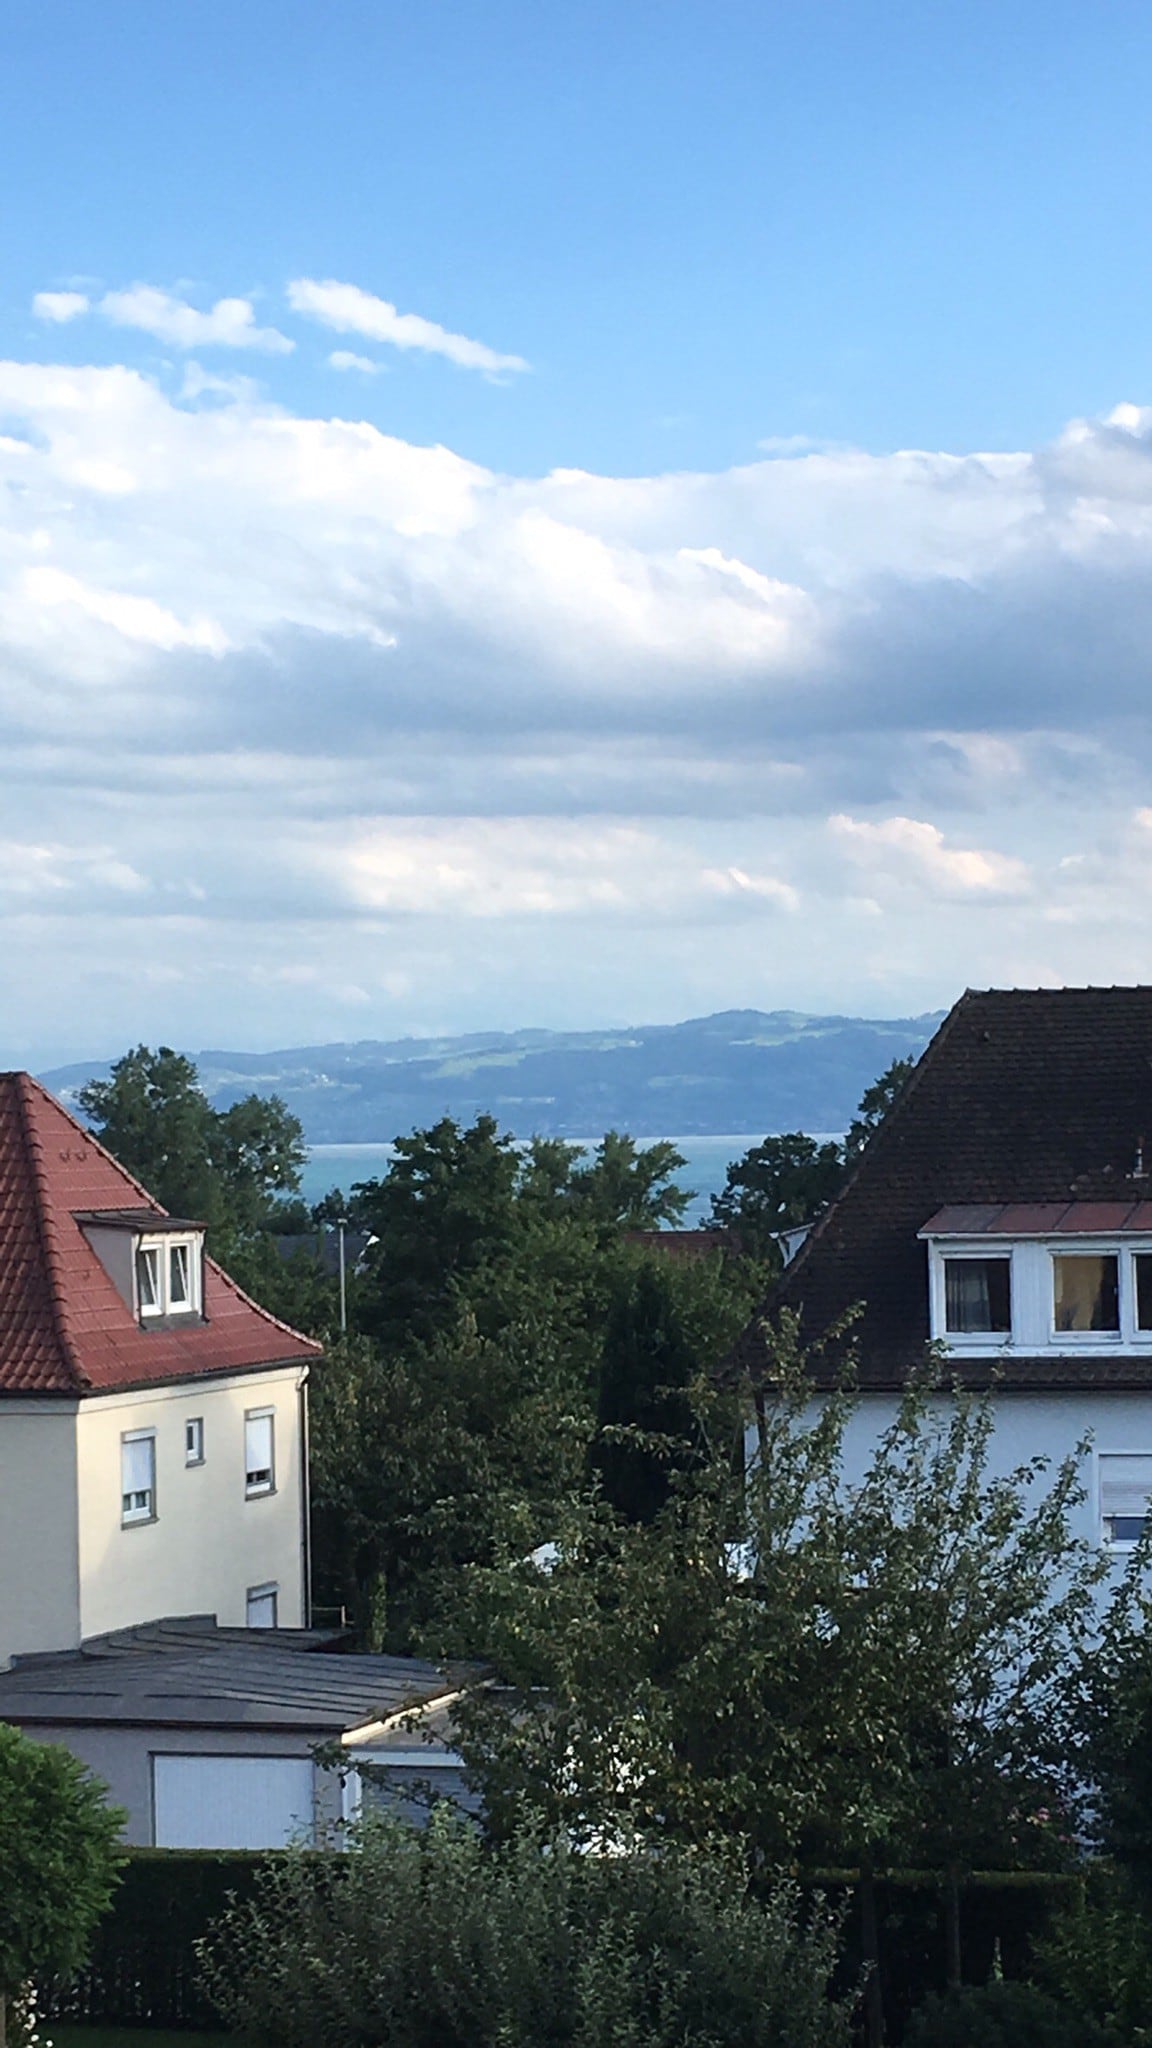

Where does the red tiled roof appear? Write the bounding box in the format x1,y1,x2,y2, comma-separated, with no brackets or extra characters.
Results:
0,1074,320,1397
920,1200,1152,1236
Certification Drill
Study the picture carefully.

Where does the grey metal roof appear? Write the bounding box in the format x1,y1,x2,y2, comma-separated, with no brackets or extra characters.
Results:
0,1616,460,1735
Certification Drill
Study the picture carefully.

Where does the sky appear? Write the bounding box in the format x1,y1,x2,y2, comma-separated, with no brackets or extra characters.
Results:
4,1,1152,1061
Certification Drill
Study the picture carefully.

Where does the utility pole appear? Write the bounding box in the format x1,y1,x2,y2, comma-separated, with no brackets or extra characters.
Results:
337,1217,347,1333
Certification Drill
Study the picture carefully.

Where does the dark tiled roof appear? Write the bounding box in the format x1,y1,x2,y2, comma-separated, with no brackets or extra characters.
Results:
0,1074,319,1396
734,987,1152,1390
0,1615,458,1734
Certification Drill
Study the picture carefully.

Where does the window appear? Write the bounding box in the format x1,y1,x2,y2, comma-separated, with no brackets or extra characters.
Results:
1134,1255,1152,1331
169,1242,191,1307
245,1410,275,1497
135,1234,201,1319
246,1583,279,1628
1053,1253,1120,1332
121,1431,156,1524
136,1245,160,1315
944,1257,1011,1334
185,1417,204,1465
1100,1454,1152,1546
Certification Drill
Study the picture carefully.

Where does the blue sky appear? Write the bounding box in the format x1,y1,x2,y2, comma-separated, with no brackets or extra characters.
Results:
4,1,1152,1060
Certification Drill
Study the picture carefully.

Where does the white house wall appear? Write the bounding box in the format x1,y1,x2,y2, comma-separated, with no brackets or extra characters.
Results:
75,1367,308,1640
746,1389,1152,1574
0,1401,81,1665
20,1723,343,1846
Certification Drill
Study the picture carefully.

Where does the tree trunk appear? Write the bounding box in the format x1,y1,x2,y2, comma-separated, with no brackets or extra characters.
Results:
0,1987,8,2048
859,1864,886,2048
944,1869,963,1987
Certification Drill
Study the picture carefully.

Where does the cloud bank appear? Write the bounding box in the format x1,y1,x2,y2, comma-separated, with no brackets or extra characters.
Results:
2,345,1152,1055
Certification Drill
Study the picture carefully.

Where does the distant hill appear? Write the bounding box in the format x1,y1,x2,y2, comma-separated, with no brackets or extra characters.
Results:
41,1009,943,1144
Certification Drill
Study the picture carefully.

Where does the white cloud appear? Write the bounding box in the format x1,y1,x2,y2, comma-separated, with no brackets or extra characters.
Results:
328,350,382,374
32,291,90,324
100,286,293,353
287,277,528,376
21,566,229,655
2,356,1152,1042
829,815,1032,898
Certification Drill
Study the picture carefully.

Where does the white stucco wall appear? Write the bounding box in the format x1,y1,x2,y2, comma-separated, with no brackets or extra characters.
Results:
747,1387,1152,1574
76,1366,308,1639
0,1401,81,1665
20,1723,343,1845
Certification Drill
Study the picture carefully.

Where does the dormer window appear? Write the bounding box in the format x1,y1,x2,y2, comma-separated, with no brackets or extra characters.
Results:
135,1233,202,1320
944,1256,1011,1334
1053,1253,1119,1334
76,1207,205,1323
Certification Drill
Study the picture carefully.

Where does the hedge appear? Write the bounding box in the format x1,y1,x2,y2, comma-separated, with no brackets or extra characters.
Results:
42,1851,1082,2037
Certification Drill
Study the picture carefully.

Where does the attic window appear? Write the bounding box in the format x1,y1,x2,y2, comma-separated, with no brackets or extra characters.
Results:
943,1257,1011,1334
1053,1254,1119,1334
136,1234,201,1320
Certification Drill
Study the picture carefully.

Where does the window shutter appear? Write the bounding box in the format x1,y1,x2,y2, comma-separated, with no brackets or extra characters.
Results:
1100,1456,1152,1521
122,1435,154,1496
245,1412,274,1488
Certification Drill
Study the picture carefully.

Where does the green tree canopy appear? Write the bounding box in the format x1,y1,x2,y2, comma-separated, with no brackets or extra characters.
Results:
710,1132,844,1260
452,1334,1115,2042
0,1724,124,2042
843,1055,917,1162
77,1044,306,1240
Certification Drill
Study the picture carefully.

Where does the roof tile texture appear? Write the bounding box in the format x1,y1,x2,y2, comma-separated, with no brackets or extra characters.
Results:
0,1073,319,1396
737,987,1152,1390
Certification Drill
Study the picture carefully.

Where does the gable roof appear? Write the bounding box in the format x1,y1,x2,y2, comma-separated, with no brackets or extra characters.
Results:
733,987,1152,1391
0,1073,319,1396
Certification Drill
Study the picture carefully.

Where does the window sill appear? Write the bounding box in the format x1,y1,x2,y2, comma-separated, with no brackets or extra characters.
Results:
245,1483,276,1501
121,1512,156,1529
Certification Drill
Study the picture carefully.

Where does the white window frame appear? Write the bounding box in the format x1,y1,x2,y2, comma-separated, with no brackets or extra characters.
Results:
938,1250,1014,1341
245,1408,276,1499
246,1582,279,1628
121,1428,157,1526
185,1417,205,1466
928,1246,1016,1350
1049,1249,1122,1344
135,1232,202,1320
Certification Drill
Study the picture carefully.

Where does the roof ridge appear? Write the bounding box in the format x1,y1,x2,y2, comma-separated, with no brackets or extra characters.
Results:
13,1074,89,1391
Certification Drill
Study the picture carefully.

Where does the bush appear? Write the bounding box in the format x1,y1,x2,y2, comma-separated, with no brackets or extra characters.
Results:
199,1811,854,2048
1035,1870,1152,2047
903,1979,1117,2048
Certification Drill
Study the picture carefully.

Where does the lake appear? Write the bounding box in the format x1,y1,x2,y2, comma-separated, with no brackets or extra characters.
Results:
299,1134,773,1227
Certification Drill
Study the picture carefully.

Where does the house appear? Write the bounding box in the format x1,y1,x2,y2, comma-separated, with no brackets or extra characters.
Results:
733,987,1152,1557
0,1071,320,1665
0,1614,471,1848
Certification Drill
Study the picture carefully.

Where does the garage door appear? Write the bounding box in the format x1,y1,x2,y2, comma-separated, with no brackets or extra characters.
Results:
152,1754,315,1849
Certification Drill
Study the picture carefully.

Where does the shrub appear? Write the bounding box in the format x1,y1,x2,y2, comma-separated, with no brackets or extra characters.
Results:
903,1979,1117,2048
1034,1870,1152,2047
199,1811,854,2048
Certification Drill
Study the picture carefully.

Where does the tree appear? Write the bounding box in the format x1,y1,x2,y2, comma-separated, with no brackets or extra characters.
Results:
309,1317,593,1652
0,1724,124,2046
843,1056,917,1163
453,1331,1113,2044
566,1131,692,1234
710,1132,843,1260
77,1045,306,1239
